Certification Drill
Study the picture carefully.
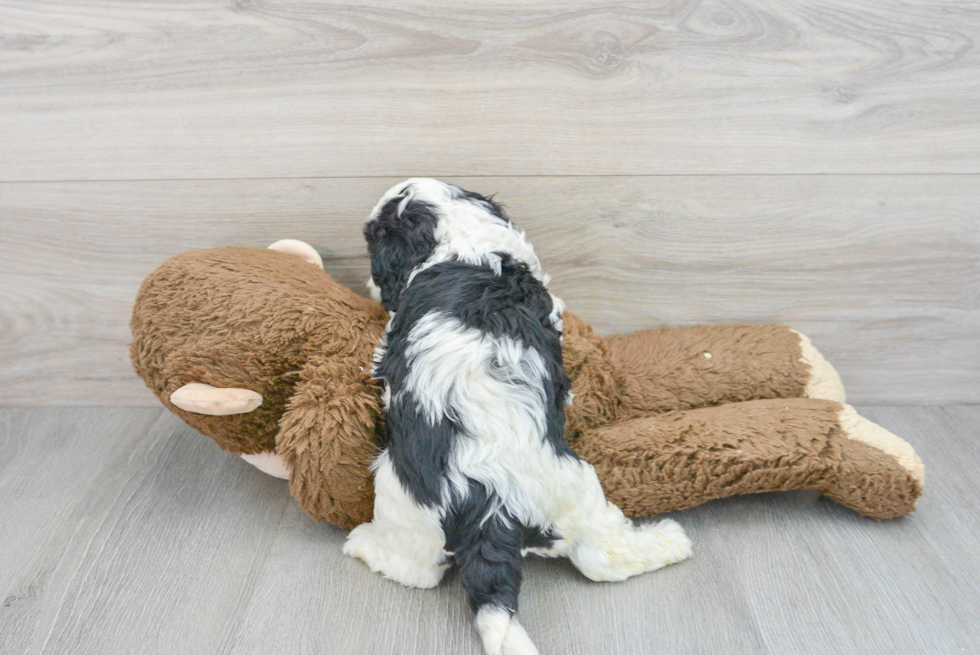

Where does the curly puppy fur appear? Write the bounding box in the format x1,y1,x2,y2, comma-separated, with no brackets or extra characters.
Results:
344,179,691,655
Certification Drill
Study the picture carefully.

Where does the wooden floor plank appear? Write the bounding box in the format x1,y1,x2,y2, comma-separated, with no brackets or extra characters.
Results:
0,409,159,609
227,502,482,655
2,406,977,654
726,406,980,655
2,175,977,406
1,1,978,180
229,503,770,655
0,409,290,655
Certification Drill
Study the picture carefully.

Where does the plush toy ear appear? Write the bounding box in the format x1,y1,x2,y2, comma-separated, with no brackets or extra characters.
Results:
268,239,324,269
170,383,263,415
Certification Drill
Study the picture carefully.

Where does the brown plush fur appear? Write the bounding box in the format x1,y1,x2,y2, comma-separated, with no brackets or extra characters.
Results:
577,398,921,521
560,313,811,434
131,247,387,455
131,247,921,528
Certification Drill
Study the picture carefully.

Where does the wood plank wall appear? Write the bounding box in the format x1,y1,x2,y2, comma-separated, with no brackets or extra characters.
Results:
1,1,978,405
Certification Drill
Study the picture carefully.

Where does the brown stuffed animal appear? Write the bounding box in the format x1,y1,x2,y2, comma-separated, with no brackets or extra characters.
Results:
130,242,924,530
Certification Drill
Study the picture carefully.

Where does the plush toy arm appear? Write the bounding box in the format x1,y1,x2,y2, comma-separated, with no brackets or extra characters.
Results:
562,312,844,429
573,398,923,520
276,357,382,530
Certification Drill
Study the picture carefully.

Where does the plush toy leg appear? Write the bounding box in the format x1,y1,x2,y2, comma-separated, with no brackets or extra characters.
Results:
170,382,263,416
268,239,324,269
573,398,923,521
829,405,925,511
561,313,846,433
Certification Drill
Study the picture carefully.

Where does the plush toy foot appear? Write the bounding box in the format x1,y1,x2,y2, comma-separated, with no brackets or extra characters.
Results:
571,518,692,582
170,382,262,416
822,404,925,519
475,607,539,655
343,522,450,589
239,451,290,480
838,405,924,482
268,239,324,269
792,330,846,403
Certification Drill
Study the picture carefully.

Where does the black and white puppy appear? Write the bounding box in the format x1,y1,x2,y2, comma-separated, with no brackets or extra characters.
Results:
345,179,692,655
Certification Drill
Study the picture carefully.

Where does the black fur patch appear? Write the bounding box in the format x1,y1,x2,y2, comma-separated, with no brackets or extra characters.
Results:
450,184,509,222
363,195,439,311
382,399,457,508
443,481,556,615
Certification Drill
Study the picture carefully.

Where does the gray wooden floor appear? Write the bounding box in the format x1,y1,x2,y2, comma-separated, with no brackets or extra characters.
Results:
2,406,978,655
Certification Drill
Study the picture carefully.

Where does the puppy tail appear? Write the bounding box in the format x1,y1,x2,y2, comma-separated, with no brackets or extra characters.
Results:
474,605,539,655
452,515,538,655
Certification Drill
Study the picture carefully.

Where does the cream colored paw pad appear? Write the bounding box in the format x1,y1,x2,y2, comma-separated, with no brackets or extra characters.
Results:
838,404,925,486
792,329,846,403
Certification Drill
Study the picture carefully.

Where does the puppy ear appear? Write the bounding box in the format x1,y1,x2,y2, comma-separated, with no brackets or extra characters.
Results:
364,196,440,311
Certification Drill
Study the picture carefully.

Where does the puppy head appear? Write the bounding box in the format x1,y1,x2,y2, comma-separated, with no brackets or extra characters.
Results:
363,179,443,311
365,179,547,310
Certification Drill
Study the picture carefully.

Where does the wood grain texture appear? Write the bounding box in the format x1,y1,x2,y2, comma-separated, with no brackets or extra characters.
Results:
1,406,977,654
0,408,291,655
1,175,977,405
1,0,979,180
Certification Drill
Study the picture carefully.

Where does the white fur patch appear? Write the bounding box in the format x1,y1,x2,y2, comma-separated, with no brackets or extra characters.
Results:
402,312,548,431
343,452,450,589
366,275,382,302
475,606,540,655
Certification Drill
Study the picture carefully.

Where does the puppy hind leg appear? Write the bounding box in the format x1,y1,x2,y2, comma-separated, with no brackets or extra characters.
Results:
570,511,692,582
343,452,450,589
552,460,692,582
453,515,538,655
